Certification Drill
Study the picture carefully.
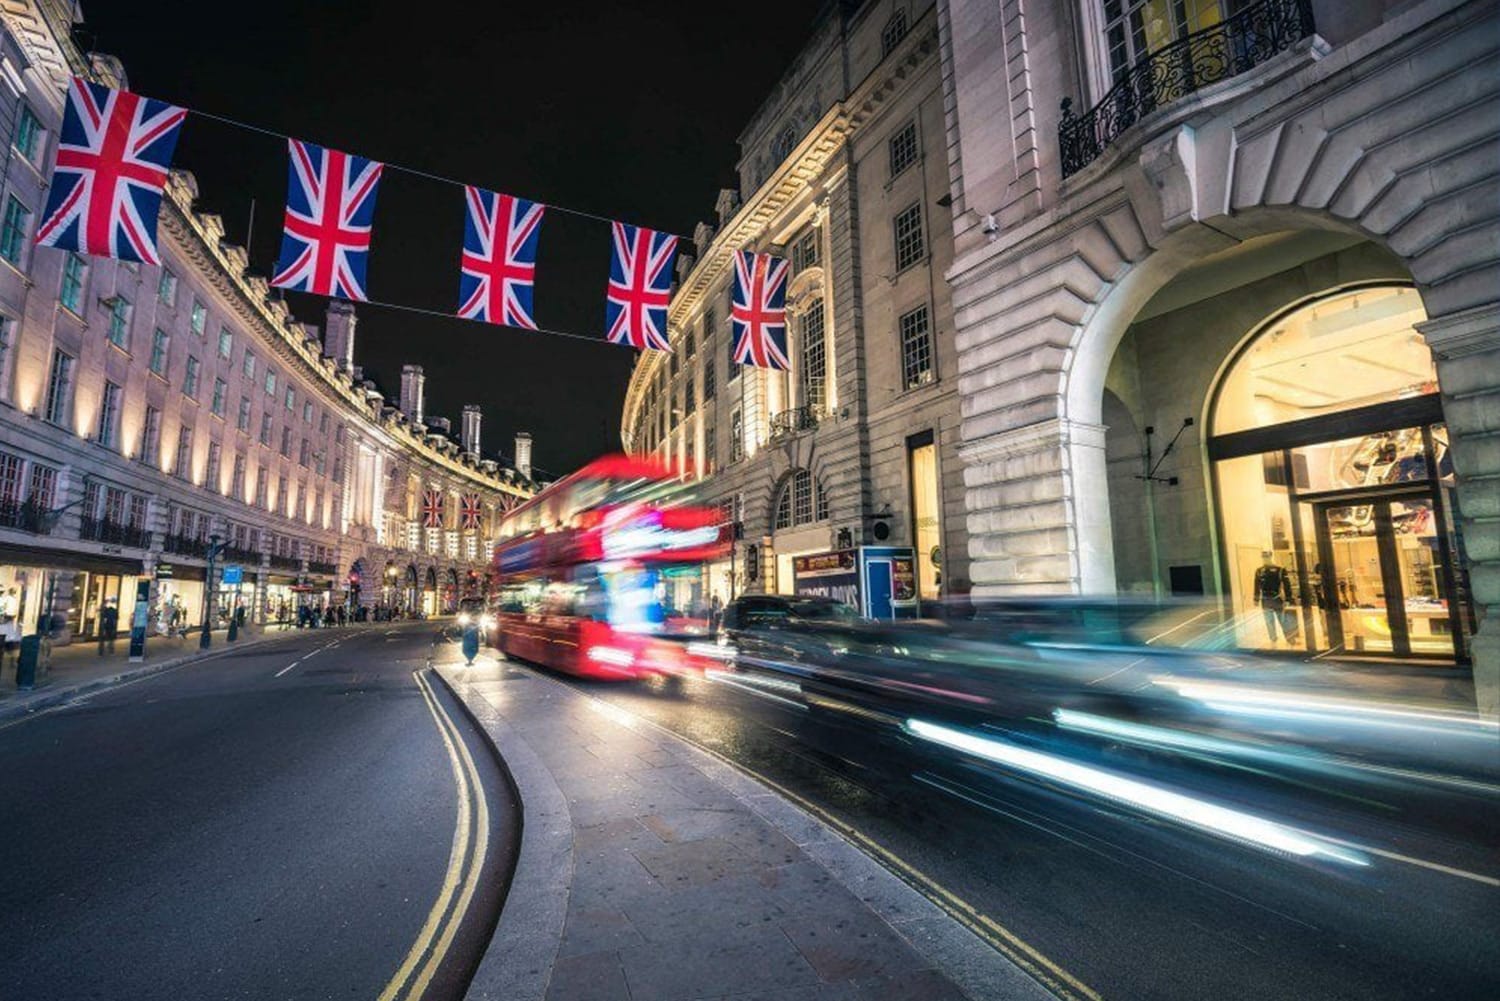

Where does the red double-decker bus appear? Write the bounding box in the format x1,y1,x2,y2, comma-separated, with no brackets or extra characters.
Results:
490,455,729,679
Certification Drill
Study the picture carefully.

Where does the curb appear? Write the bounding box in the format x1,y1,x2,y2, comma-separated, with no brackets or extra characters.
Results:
433,664,572,1001
0,626,326,724
436,658,1056,1001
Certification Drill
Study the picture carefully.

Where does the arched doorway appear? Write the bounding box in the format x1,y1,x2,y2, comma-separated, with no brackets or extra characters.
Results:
422,567,438,617
1205,286,1473,660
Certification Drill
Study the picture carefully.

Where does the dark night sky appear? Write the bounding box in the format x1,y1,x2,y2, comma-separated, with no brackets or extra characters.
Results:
81,0,824,479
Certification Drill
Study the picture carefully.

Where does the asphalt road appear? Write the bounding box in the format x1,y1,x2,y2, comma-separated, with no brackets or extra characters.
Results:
549,657,1500,1001
0,623,516,1001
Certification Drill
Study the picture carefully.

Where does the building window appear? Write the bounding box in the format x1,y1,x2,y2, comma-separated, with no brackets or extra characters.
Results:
102,296,130,350
730,408,743,463
792,229,819,273
285,385,295,412
14,104,43,163
211,377,227,417
703,351,716,401
889,120,919,178
127,493,148,531
0,317,12,399
190,298,207,337
899,304,934,389
60,253,87,314
277,475,288,516
1101,0,1224,82
237,396,252,431
727,326,740,379
205,441,222,490
774,469,810,529
158,268,177,307
183,355,201,399
881,9,909,56
97,381,122,447
149,329,169,376
686,330,696,358
799,301,827,413
264,368,276,396
141,406,162,465
28,462,57,511
255,466,268,508
893,202,925,271
175,425,193,478
299,438,311,467
703,417,716,474
280,426,292,457
670,346,680,378
302,400,313,424
0,451,20,507
259,413,273,446
43,349,73,425
1,196,30,266
684,374,695,413
218,325,233,359
319,411,329,434
231,453,246,500
771,126,797,164
243,350,256,380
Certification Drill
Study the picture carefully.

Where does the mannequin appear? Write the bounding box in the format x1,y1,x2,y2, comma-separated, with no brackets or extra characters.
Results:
1252,550,1298,646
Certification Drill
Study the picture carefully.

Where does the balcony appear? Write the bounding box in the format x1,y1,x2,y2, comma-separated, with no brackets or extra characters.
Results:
0,500,52,535
221,544,261,565
269,553,302,572
79,516,151,549
162,532,210,559
769,406,820,441
307,560,338,576
1059,0,1315,178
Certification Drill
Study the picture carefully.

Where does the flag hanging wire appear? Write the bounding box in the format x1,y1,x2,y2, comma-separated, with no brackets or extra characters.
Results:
343,294,636,351
185,107,694,241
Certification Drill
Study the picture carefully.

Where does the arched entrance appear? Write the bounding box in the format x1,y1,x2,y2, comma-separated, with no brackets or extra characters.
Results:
1202,286,1473,660
422,567,438,617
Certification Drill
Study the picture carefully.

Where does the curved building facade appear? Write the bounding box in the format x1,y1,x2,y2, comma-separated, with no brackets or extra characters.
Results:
0,6,532,643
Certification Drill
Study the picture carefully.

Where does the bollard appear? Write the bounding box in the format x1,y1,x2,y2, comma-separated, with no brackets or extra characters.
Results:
16,634,40,690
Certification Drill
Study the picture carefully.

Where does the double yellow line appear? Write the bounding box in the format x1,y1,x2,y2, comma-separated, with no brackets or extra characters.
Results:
378,669,490,1001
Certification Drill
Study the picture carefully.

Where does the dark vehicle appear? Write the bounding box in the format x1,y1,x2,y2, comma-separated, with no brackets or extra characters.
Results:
719,594,859,632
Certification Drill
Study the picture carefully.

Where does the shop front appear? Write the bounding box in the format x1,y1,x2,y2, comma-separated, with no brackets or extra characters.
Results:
1,546,146,646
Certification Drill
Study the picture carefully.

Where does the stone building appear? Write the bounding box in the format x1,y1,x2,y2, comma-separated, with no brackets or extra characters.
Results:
620,0,965,609
0,5,532,644
938,0,1499,709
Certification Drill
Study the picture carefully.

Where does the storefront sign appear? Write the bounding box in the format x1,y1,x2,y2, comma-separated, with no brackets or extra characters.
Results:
792,549,860,607
154,563,174,580
128,580,150,662
222,565,244,585
892,556,916,602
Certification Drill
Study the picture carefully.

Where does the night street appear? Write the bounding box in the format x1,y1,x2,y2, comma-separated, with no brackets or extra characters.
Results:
549,658,1500,1001
0,626,515,1001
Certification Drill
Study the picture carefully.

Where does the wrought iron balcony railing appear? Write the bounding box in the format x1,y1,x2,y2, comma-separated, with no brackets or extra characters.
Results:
0,499,52,534
162,532,209,558
307,560,338,575
268,553,302,572
221,544,262,564
1059,0,1315,178
79,516,151,549
769,406,820,440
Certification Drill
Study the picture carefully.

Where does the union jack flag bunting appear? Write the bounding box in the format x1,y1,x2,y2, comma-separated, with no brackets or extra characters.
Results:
730,250,790,370
460,493,483,530
605,222,677,352
421,489,445,529
459,187,544,328
271,139,383,301
34,77,187,265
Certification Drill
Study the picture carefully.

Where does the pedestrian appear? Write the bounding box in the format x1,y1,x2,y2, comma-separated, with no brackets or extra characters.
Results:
98,599,120,656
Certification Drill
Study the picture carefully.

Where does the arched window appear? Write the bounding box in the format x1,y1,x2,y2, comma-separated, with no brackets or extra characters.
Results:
881,10,908,57
772,126,797,163
774,469,829,530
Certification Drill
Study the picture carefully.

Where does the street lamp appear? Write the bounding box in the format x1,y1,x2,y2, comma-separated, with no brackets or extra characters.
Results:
200,533,226,649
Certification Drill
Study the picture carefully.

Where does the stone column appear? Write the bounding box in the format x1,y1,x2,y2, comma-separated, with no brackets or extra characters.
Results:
958,417,1112,596
1419,303,1500,718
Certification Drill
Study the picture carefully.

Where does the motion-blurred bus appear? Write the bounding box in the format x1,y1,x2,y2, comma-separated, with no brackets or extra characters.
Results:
490,455,730,679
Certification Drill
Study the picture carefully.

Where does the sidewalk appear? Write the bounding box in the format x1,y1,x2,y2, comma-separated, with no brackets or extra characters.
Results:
436,657,1053,1001
0,621,330,722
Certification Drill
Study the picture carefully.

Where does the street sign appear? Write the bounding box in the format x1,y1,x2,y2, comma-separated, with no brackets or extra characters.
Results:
222,565,244,585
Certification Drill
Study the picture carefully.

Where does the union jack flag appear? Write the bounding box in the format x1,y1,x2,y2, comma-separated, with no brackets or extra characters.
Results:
460,493,483,530
730,250,790,370
458,187,544,328
605,222,677,352
271,139,383,301
421,489,445,528
34,77,187,264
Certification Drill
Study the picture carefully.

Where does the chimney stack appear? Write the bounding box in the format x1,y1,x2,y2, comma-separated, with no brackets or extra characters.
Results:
323,301,357,372
514,432,533,480
462,405,482,458
399,365,425,424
